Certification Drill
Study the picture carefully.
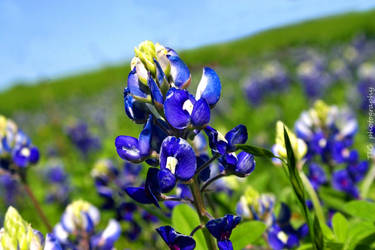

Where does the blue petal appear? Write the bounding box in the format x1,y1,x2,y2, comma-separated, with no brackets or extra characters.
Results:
125,187,153,204
235,152,255,177
145,167,161,208
44,233,63,250
191,98,210,127
128,68,148,99
160,136,197,181
225,125,248,152
174,235,196,250
94,219,122,249
138,116,152,157
277,203,291,225
167,55,191,88
154,58,167,84
196,67,221,107
115,136,141,162
29,147,40,164
164,88,190,129
124,88,149,124
158,168,177,193
148,76,164,106
217,240,233,250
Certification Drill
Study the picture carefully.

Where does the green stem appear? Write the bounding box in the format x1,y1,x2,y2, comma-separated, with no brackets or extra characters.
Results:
299,171,325,226
361,161,375,198
201,173,227,193
190,178,217,250
23,183,53,232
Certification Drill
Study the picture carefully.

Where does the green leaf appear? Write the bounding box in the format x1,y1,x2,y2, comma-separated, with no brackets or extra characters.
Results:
236,144,278,159
283,128,324,250
297,244,313,250
343,221,375,250
343,200,375,222
171,204,206,250
230,221,266,250
332,213,348,242
321,223,335,241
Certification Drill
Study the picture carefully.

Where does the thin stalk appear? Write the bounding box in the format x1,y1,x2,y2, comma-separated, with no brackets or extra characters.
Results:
299,171,325,226
200,173,227,193
189,178,217,250
23,183,53,232
196,154,219,175
190,224,204,236
361,161,375,198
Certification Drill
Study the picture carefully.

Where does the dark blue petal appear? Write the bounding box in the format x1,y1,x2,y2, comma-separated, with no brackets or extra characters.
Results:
277,203,291,225
191,98,210,127
125,187,153,204
145,167,161,208
167,55,191,88
154,58,167,84
196,67,221,107
217,240,233,250
159,169,177,193
138,116,152,157
29,147,40,164
174,234,196,250
225,125,248,152
115,136,141,162
124,88,149,124
148,76,164,106
164,88,191,129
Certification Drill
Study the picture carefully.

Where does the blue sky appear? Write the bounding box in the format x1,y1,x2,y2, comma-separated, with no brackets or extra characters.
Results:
1,0,374,91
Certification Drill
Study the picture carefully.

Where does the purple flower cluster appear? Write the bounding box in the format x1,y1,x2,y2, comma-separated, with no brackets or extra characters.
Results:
66,121,101,157
294,100,368,198
115,41,256,249
243,61,289,106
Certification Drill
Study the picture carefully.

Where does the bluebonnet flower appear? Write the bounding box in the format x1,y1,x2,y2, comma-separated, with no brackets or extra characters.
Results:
268,203,308,250
54,200,121,249
307,163,327,190
0,206,62,249
0,115,40,170
332,169,359,198
243,61,289,106
158,136,196,192
236,187,275,226
0,172,19,205
206,214,241,250
296,59,332,99
44,160,71,206
66,121,101,157
357,62,375,111
115,115,167,163
156,225,196,250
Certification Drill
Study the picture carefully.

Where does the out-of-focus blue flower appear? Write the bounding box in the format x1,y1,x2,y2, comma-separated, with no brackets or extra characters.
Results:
268,203,308,250
44,160,71,206
236,187,275,226
297,59,332,99
307,163,327,190
243,61,289,106
0,172,19,205
0,115,40,169
66,121,101,157
54,200,121,249
156,225,196,250
332,169,359,198
268,224,299,250
357,62,375,111
346,150,369,183
158,136,196,192
206,214,241,250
